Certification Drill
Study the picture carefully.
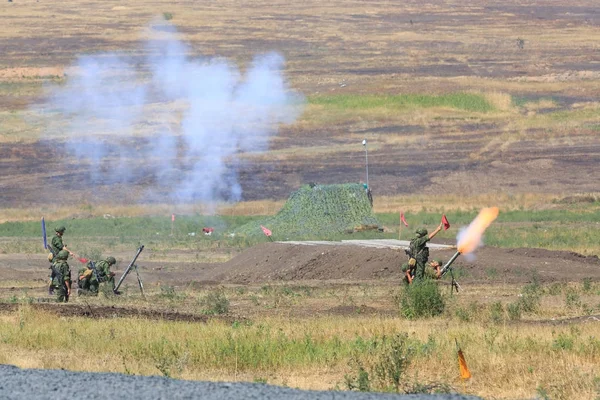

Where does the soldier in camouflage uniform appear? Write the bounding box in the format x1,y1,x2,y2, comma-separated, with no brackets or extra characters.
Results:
401,261,415,285
425,259,444,280
408,222,443,281
78,256,117,296
51,250,72,302
401,258,444,285
49,226,74,257
48,226,74,295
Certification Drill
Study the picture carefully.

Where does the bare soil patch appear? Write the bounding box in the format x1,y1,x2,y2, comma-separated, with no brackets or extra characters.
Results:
3,243,598,292
0,303,234,323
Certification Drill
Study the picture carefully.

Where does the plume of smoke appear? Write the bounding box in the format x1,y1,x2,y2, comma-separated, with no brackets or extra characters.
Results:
35,20,304,204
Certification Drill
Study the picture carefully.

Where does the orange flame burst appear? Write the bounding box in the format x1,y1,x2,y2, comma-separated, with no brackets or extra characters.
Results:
457,207,499,254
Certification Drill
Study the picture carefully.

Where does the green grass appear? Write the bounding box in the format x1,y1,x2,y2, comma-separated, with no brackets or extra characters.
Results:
2,205,600,254
309,93,495,113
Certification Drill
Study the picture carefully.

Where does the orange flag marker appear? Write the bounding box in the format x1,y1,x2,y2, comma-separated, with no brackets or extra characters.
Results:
456,339,471,380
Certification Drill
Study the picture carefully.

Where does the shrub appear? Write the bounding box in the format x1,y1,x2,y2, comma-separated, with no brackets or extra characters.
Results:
507,302,522,321
346,333,414,393
565,290,581,310
163,12,173,20
199,288,230,315
582,278,592,293
519,279,543,313
400,280,445,319
372,333,414,392
489,302,504,324
455,307,471,322
345,357,371,392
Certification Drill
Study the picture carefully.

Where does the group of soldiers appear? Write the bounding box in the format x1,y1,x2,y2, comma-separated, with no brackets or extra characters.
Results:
48,226,118,302
46,221,445,302
401,221,445,285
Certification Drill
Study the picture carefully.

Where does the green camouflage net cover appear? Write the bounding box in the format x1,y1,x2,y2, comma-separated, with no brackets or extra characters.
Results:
235,183,379,239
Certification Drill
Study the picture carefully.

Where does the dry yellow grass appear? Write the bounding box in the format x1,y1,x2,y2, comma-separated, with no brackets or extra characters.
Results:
372,192,560,214
0,302,598,399
0,192,570,223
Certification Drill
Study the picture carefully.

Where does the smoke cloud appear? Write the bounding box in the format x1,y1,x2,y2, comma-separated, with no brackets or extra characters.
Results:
35,20,304,204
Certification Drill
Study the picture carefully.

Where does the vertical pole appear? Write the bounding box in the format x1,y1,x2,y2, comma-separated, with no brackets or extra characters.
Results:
365,142,369,189
398,212,402,240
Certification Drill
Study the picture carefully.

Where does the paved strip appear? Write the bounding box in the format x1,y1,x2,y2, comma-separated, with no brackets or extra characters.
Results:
279,239,454,250
0,364,480,400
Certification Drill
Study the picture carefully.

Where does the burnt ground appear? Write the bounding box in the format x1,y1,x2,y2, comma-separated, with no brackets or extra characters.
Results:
3,1,600,205
2,128,600,206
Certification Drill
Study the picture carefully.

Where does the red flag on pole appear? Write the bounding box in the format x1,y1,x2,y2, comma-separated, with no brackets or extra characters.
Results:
260,225,272,237
400,212,409,227
442,214,450,230
171,214,175,222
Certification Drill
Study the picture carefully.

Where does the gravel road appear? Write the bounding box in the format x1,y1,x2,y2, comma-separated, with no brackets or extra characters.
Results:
0,364,480,400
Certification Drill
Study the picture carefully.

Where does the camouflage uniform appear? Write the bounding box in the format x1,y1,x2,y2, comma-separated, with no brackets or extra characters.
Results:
401,262,415,286
77,257,116,296
96,258,116,293
52,250,71,302
77,263,99,295
409,229,431,281
48,226,67,295
50,235,65,255
424,259,444,280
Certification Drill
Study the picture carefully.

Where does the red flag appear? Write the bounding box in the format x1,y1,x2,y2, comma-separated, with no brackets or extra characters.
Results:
442,214,450,230
260,225,272,237
400,212,409,227
171,214,175,222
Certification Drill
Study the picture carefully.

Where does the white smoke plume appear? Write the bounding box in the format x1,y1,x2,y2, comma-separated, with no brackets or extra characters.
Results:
35,20,304,203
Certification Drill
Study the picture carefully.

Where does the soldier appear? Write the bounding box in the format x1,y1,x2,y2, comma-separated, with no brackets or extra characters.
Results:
48,226,74,295
408,222,443,281
77,263,99,296
401,259,444,285
49,226,74,257
78,256,118,295
401,260,415,285
425,259,444,280
51,250,72,302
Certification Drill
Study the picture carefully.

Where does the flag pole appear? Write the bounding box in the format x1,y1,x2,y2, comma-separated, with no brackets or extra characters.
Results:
399,211,402,240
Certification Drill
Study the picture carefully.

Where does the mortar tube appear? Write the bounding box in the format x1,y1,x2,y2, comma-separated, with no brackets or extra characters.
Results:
440,251,461,277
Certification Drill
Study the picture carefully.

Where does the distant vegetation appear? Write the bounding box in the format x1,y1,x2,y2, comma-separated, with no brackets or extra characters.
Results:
1,200,600,255
309,93,495,113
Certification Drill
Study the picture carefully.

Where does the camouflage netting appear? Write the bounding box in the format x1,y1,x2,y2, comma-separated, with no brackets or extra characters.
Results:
235,183,379,239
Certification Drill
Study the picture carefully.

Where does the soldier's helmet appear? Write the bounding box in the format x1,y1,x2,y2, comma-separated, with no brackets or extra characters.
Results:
55,226,66,234
432,259,444,266
415,228,428,237
106,256,116,265
57,250,70,260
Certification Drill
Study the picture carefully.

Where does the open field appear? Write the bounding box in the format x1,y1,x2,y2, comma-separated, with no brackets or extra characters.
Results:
1,208,600,398
2,0,600,206
1,246,600,399
2,0,600,399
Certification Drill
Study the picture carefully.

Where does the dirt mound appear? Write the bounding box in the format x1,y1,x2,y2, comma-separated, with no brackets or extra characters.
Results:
216,243,400,283
210,242,600,284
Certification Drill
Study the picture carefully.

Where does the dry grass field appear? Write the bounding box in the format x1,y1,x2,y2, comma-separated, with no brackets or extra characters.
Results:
2,1,600,399
1,0,600,206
